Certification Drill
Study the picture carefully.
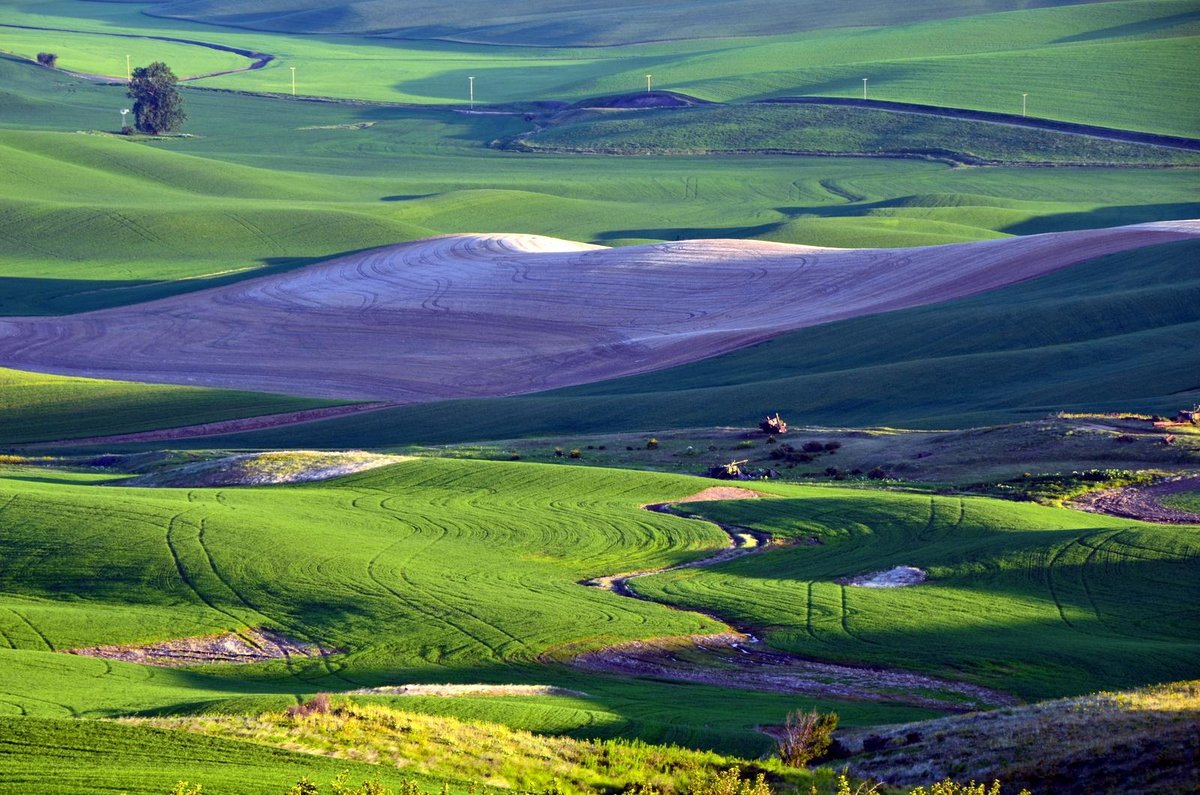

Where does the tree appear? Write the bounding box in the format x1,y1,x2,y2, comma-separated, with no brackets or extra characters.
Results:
36,52,57,67
776,708,838,767
128,61,186,135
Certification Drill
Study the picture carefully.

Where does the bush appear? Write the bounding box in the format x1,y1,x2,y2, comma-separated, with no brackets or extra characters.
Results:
569,448,582,459
287,692,332,718
554,447,564,458
868,467,887,480
776,708,838,767
736,440,755,449
861,733,889,752
36,52,58,67
823,441,841,452
802,441,825,453
646,438,659,450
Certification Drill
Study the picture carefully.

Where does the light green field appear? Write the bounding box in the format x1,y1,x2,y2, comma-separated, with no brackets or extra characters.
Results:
1,54,1196,319
0,717,454,794
0,368,340,445
0,25,249,79
0,0,1197,133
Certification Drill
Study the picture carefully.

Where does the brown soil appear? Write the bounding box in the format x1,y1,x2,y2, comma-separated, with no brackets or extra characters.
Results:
1072,475,1200,524
66,627,331,667
573,634,1013,711
2,223,1195,402
23,402,394,448
669,486,764,503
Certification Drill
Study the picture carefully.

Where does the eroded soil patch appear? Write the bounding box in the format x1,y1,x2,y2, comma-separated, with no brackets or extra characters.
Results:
67,627,329,666
839,566,927,588
1073,475,1200,524
573,634,1013,711
117,450,410,487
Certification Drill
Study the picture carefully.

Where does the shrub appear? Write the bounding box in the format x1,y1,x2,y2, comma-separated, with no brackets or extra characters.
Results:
861,733,889,752
646,438,659,450
736,440,755,449
569,449,582,459
802,441,825,453
169,784,202,795
509,452,521,461
36,52,57,67
868,467,887,480
776,708,838,767
554,447,564,458
823,441,841,452
1114,434,1136,444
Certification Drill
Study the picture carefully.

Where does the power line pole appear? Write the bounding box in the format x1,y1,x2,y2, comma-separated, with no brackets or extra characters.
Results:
126,54,131,81
1022,92,1028,117
646,74,652,93
290,66,296,96
468,75,475,109
862,77,868,100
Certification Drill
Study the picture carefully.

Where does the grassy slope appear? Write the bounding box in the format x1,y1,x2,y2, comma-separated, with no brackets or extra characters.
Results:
520,104,1200,165
0,0,1196,134
1,54,1196,318
633,487,1200,701
0,716,453,794
0,368,340,445
0,459,936,754
1161,489,1200,512
150,238,1200,449
0,459,1196,750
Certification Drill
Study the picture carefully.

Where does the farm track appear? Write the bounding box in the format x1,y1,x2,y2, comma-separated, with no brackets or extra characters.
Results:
577,493,1015,711
2,222,1196,404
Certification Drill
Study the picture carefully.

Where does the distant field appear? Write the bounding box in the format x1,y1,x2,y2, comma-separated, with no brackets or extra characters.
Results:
138,0,1115,46
519,104,1200,165
0,0,1196,133
0,368,339,445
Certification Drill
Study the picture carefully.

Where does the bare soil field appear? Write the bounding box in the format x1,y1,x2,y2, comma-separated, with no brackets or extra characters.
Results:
0,222,1196,401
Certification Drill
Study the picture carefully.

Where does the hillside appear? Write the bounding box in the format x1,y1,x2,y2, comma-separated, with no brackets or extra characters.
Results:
140,0,1116,46
0,223,1194,403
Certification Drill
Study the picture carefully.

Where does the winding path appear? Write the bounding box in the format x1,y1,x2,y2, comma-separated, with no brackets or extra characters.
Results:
576,489,1016,711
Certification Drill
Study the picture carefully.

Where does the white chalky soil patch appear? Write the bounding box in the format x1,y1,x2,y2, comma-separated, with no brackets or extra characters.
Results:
841,565,928,588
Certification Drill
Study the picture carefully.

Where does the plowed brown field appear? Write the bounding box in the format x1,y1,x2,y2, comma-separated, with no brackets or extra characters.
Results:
1,221,1195,401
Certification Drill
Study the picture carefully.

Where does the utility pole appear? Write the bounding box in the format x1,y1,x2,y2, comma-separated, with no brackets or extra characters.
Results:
126,54,131,81
1022,92,1028,117
468,75,475,109
862,77,868,100
290,66,296,96
646,74,652,93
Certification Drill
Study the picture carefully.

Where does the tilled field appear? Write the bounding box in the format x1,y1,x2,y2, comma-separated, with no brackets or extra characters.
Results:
0,221,1196,401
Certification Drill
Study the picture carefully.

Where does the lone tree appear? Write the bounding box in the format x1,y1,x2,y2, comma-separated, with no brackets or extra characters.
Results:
128,61,186,135
36,52,58,67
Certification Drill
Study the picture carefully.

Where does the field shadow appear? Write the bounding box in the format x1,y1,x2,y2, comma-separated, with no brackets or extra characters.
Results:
1004,202,1200,235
